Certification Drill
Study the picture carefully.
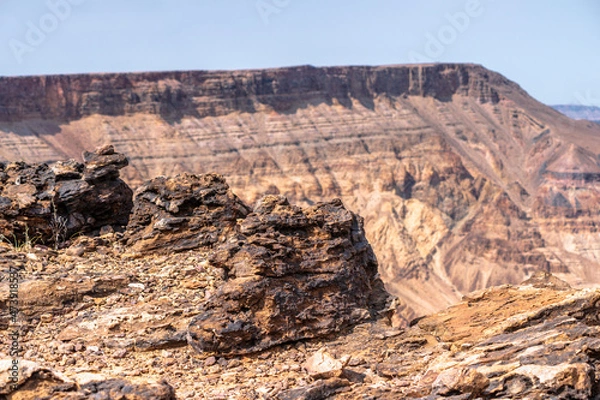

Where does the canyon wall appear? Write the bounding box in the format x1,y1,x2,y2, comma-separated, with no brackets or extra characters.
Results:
1,63,600,316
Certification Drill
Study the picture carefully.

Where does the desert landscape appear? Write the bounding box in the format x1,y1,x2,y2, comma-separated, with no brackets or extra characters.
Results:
2,63,600,315
0,63,598,398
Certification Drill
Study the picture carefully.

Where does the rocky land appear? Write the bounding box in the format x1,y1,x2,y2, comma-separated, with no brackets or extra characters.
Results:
1,63,600,320
0,148,600,399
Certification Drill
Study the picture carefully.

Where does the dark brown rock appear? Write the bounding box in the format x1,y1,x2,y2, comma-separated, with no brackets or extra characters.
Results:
187,195,390,356
3,64,600,325
76,379,176,400
0,64,503,123
0,271,129,327
51,159,83,181
124,173,252,253
82,144,129,182
0,359,176,399
0,145,132,246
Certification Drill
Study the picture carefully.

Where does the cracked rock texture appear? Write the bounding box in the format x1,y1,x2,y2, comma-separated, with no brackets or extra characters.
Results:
124,173,251,253
0,360,176,400
0,145,132,246
2,238,600,398
187,195,390,356
1,64,600,398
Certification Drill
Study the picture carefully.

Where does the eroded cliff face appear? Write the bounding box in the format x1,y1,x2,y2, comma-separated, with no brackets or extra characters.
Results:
0,64,502,122
1,63,600,317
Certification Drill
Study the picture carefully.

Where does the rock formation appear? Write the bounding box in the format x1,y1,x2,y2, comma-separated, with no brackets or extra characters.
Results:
0,145,132,246
0,64,502,123
0,149,596,397
0,63,596,398
187,195,390,355
124,173,251,253
0,162,394,397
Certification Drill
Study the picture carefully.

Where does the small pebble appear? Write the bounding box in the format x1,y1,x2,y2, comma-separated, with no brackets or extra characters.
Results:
113,349,128,359
204,356,217,367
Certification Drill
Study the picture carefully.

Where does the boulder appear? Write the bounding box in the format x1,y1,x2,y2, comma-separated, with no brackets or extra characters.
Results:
187,195,390,356
124,173,251,253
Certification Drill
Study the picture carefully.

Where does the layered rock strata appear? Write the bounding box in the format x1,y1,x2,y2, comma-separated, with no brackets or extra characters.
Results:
2,63,600,320
124,173,251,253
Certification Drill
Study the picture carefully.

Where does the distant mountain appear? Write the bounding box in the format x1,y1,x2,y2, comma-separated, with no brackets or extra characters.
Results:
552,104,600,123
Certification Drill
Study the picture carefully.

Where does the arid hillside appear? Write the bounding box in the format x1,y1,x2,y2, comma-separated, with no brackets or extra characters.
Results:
1,63,600,317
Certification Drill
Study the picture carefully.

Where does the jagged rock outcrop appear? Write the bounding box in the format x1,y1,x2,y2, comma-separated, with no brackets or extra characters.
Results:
0,145,132,246
0,172,393,398
2,218,600,398
289,272,600,399
187,195,390,356
124,173,252,253
395,272,600,399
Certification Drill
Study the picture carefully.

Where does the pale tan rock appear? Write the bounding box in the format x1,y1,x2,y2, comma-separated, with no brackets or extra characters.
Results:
432,367,489,397
304,349,344,379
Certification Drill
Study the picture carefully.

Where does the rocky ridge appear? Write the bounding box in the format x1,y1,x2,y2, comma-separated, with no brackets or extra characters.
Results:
124,173,251,253
188,195,389,356
0,144,132,247
0,64,503,122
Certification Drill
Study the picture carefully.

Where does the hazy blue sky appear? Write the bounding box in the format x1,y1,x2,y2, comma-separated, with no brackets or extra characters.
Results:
0,0,598,106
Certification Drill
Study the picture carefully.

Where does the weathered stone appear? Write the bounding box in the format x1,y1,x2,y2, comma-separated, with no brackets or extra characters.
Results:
303,349,344,379
124,173,251,253
432,368,489,397
187,195,390,356
0,145,132,246
4,65,600,327
83,145,129,182
0,274,129,323
52,159,83,181
277,378,351,400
